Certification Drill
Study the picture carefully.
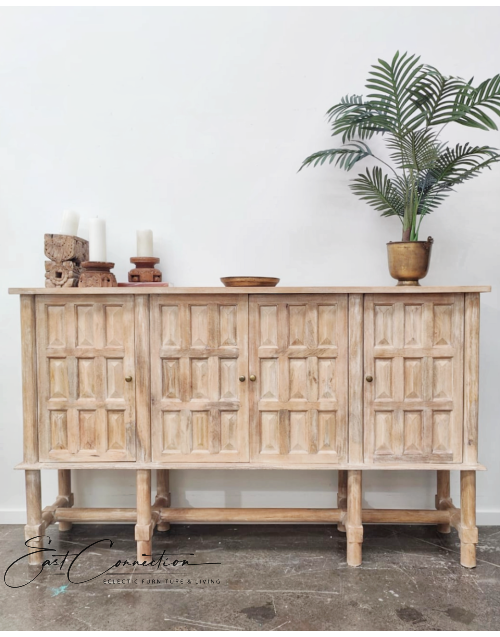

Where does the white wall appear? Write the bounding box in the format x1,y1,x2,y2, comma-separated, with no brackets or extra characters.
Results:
1,7,499,524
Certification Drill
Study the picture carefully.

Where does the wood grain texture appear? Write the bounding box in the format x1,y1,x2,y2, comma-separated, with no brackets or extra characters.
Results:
15,461,487,471
337,470,347,532
364,293,464,465
153,507,337,523
53,506,450,524
460,470,477,568
348,294,363,464
155,469,170,531
10,286,492,295
128,257,162,283
78,262,118,288
25,470,43,565
136,469,152,561
151,294,249,462
21,296,39,464
44,235,89,288
464,293,480,465
361,509,450,523
54,507,343,523
43,495,72,531
44,234,89,264
36,295,136,462
436,470,451,533
159,508,343,523
57,469,73,531
14,288,487,571
346,470,363,566
250,294,348,464
135,295,150,462
56,508,137,521
45,260,82,288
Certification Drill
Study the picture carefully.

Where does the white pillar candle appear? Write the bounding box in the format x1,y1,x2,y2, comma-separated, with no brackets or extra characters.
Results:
137,229,154,257
60,210,80,236
89,218,107,262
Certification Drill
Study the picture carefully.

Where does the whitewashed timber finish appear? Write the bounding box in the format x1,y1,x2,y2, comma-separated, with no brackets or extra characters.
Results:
150,295,249,462
11,287,488,568
249,294,348,464
364,293,464,464
36,295,136,462
10,286,487,470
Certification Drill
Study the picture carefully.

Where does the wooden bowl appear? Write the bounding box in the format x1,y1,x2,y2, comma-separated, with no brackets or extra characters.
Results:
221,277,280,287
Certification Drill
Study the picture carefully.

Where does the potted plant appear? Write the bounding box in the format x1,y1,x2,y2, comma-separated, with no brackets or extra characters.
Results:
300,52,500,285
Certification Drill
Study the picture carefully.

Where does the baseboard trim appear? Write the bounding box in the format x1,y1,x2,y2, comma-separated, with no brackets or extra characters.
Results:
1,510,499,525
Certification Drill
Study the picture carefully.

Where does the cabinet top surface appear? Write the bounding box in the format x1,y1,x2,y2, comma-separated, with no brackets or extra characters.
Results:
8,285,491,295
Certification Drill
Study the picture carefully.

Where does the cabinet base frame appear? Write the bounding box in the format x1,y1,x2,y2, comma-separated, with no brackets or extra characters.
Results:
24,469,478,568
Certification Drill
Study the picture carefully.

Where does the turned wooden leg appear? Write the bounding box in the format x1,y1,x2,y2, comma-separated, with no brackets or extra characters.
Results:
58,470,74,531
156,470,171,532
346,470,363,567
337,470,347,533
460,470,478,568
436,470,451,534
136,470,152,561
25,470,44,566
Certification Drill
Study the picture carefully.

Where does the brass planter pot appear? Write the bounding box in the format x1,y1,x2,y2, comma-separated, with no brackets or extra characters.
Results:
387,237,433,286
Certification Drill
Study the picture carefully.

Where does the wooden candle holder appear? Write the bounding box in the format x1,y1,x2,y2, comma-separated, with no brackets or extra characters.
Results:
78,262,118,288
128,257,162,283
44,234,89,288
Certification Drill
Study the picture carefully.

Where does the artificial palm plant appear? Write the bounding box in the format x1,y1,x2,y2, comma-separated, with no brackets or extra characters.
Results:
301,52,500,242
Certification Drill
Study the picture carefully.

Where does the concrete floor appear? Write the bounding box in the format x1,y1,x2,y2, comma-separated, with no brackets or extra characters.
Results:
1,523,499,631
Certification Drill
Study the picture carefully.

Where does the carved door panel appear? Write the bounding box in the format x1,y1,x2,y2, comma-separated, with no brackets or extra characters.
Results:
36,295,136,462
151,295,249,462
249,294,348,464
364,293,464,464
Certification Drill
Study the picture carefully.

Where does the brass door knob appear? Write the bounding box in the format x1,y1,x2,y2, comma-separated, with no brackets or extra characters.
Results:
249,374,257,382
239,376,246,382
365,375,373,383
125,376,133,383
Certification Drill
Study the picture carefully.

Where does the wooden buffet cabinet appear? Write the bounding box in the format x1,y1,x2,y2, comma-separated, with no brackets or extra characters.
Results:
10,286,489,567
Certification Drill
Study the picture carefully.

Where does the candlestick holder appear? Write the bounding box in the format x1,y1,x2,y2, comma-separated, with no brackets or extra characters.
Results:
44,234,89,288
78,262,118,288
128,257,162,283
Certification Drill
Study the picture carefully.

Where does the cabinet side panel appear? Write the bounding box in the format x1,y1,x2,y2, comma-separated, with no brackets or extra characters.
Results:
464,292,480,464
21,295,38,464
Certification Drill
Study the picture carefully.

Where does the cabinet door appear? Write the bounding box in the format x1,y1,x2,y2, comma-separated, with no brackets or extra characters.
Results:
364,293,464,464
249,294,348,464
151,295,249,462
37,295,136,462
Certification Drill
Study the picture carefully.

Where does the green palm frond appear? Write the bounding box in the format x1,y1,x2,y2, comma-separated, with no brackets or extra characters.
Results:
418,190,450,217
386,129,442,172
414,68,500,130
454,75,500,130
430,143,500,185
326,95,386,142
300,52,500,240
365,51,428,133
412,67,470,127
326,94,365,121
299,142,373,171
415,172,450,216
350,167,405,217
